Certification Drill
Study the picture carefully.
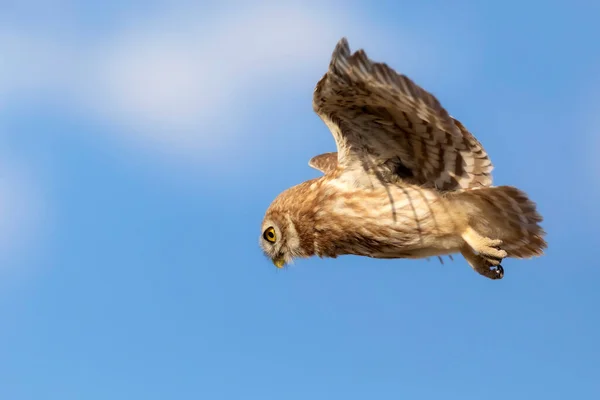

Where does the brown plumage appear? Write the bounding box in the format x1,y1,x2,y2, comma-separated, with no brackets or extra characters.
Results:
259,38,546,280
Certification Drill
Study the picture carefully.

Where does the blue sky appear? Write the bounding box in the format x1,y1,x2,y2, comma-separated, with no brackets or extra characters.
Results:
1,0,599,398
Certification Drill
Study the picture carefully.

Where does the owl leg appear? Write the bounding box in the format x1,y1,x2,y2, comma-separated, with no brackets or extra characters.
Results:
461,227,507,260
460,245,504,280
461,227,507,280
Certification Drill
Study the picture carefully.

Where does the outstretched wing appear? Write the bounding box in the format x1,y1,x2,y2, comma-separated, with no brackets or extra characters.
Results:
312,37,493,191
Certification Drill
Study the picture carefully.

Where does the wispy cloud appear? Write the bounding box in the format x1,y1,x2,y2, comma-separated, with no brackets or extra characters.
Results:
85,4,356,153
77,2,404,164
1,2,474,166
0,30,69,106
0,149,44,263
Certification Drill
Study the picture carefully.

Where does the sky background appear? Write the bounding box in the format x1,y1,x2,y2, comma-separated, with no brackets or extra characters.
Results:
1,0,599,399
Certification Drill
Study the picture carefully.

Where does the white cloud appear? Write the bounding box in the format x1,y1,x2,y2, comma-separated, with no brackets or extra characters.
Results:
77,3,388,162
0,150,44,262
0,31,68,105
0,2,478,166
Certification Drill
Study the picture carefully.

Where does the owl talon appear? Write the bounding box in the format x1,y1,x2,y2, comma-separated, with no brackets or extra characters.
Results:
479,262,504,280
461,245,506,280
489,264,504,279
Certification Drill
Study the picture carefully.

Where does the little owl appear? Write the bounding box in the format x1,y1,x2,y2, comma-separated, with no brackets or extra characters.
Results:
259,37,546,280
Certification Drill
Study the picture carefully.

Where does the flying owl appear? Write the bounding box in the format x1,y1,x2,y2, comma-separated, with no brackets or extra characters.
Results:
259,37,546,280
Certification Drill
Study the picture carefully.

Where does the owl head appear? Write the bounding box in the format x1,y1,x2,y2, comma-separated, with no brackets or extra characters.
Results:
259,181,317,268
259,215,296,268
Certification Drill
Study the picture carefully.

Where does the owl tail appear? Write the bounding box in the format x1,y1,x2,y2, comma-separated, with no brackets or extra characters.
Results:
456,186,547,259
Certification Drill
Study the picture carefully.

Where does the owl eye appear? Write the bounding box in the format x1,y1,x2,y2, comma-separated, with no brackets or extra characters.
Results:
263,227,276,243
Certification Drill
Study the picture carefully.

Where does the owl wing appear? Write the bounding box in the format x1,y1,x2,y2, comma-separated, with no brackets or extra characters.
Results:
312,37,493,191
308,152,338,174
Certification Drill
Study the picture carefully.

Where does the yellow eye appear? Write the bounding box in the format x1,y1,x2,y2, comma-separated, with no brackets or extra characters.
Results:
263,227,276,243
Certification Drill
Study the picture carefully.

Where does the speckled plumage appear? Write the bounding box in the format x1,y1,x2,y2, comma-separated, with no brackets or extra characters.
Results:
260,38,546,280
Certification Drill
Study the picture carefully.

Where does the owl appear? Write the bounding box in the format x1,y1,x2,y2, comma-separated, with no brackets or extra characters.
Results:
259,37,546,280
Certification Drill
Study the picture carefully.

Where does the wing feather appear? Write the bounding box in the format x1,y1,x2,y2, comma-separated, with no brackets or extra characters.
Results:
308,152,338,174
312,37,493,191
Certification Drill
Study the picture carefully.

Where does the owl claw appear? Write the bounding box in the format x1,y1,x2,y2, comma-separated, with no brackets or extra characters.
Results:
479,261,505,280
495,265,504,279
473,260,504,280
482,254,502,266
461,243,506,281
488,264,504,279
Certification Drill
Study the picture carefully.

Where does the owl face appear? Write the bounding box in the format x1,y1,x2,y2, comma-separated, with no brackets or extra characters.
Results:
259,180,318,268
260,214,295,269
259,203,311,269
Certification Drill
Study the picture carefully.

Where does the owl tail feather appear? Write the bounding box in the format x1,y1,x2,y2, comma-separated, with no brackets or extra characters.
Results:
456,186,547,259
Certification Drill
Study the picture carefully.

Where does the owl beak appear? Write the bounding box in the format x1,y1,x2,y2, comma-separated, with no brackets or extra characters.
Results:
273,257,285,268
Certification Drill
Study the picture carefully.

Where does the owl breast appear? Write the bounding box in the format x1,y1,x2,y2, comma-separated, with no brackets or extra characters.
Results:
311,179,464,259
